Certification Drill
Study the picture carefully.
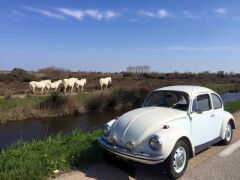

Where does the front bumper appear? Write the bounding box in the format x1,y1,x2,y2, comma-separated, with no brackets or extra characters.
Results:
98,137,165,164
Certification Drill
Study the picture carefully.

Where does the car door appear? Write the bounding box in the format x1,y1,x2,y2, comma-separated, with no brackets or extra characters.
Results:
190,93,215,147
210,93,224,138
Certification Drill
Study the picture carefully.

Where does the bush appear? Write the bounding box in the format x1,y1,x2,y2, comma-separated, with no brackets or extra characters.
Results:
36,94,80,114
85,86,150,112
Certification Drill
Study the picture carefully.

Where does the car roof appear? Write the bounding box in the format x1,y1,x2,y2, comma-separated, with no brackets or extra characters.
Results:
155,85,216,98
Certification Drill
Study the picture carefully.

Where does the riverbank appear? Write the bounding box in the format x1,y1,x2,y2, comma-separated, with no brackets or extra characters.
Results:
0,86,149,123
1,86,240,123
0,100,239,180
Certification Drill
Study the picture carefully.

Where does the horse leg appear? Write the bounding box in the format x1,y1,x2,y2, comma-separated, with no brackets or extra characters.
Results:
32,87,35,94
29,85,34,94
82,86,83,91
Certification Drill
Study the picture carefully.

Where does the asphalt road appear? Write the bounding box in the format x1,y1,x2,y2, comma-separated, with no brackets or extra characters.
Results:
182,147,240,180
54,112,240,180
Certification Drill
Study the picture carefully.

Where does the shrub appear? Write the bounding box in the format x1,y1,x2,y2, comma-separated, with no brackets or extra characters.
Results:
85,86,150,112
36,94,80,114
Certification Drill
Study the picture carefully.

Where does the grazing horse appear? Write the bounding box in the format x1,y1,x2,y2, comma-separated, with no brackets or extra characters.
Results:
99,77,112,90
75,79,87,91
41,80,52,93
50,80,63,92
29,80,51,94
63,78,78,93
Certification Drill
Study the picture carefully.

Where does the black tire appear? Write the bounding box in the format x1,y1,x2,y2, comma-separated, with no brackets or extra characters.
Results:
165,140,189,179
222,121,233,145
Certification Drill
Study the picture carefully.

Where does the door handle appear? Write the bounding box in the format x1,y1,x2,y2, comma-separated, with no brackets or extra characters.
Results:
210,114,215,117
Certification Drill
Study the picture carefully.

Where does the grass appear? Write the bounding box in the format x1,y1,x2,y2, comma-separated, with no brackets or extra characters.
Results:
206,83,240,94
0,96,42,112
224,100,240,113
0,130,102,180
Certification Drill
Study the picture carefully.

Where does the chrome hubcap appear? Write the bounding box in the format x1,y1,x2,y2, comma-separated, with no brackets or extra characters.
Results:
173,146,186,173
225,123,232,142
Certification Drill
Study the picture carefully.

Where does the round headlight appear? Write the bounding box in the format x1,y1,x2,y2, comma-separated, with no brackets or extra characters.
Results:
108,137,115,144
126,141,134,151
102,125,110,136
149,135,162,150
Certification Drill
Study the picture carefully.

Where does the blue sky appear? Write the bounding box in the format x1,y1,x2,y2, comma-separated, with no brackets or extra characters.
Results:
1,0,240,72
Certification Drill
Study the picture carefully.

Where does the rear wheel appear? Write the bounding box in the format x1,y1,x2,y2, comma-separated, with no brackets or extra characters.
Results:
222,121,233,145
165,140,189,179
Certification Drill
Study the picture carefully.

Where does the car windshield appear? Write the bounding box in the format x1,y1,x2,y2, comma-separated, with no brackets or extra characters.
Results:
144,91,189,111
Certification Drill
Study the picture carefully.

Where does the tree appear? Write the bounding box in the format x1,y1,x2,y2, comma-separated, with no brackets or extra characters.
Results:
126,65,151,74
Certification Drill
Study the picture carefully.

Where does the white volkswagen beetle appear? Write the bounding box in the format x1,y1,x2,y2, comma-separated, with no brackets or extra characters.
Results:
99,86,235,179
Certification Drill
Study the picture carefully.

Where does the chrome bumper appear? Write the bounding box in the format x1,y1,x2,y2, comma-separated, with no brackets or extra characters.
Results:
98,137,165,164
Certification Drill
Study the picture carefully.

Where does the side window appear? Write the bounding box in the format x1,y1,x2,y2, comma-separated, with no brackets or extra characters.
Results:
211,93,222,109
192,94,211,112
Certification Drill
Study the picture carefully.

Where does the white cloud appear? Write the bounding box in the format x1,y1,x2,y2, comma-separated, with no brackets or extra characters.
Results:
105,11,119,19
23,6,65,20
137,9,170,18
57,8,84,20
181,10,199,19
84,9,103,20
165,46,240,51
158,9,170,18
137,10,155,18
214,8,228,15
57,8,119,21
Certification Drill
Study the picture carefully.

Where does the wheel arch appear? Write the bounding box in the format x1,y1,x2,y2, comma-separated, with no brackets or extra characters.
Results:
178,136,195,158
220,111,236,139
229,118,236,129
157,127,195,159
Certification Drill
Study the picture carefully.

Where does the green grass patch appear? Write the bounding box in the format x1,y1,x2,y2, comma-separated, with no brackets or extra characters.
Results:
0,130,103,180
225,100,240,113
0,96,43,112
207,83,240,94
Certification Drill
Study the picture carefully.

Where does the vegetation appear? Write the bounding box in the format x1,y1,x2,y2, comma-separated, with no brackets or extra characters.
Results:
224,100,240,113
0,86,150,122
0,130,102,180
1,67,240,96
0,67,240,122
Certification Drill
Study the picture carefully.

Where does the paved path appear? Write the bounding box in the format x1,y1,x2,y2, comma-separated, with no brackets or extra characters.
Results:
182,147,240,180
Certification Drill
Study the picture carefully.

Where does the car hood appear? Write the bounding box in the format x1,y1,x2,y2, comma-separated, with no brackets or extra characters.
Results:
112,107,187,146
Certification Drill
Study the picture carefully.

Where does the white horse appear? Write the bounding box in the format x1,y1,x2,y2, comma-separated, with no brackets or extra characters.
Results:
41,80,52,92
63,78,78,93
99,77,112,90
50,80,63,92
75,79,87,91
29,80,51,94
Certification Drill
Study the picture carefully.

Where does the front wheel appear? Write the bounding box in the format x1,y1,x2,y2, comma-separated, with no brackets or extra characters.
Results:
222,121,233,145
165,140,189,179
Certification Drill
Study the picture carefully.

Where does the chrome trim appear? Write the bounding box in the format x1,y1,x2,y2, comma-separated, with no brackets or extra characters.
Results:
98,137,165,164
